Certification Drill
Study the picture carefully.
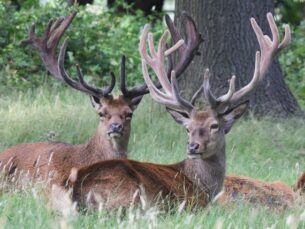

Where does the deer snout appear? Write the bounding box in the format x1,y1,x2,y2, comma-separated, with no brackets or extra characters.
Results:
109,123,124,134
188,143,200,154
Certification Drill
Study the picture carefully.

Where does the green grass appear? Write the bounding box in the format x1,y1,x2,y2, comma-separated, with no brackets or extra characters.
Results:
0,87,305,228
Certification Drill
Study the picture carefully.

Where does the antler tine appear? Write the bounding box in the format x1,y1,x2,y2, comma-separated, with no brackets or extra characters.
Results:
165,12,203,77
21,12,77,81
204,12,290,111
59,38,115,98
190,85,203,106
202,69,236,111
121,13,202,101
228,12,289,104
228,52,260,103
119,55,149,99
142,61,193,113
140,24,194,114
251,12,291,79
76,65,115,97
170,71,194,112
139,24,174,94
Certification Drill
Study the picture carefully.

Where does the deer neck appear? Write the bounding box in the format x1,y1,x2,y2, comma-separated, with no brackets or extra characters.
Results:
181,143,226,201
81,123,129,164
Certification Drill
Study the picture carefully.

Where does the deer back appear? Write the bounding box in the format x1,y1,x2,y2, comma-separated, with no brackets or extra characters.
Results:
68,159,207,210
218,175,296,209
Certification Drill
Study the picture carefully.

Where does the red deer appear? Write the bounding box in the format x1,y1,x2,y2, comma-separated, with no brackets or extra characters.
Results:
60,13,270,210
0,13,202,187
220,175,296,209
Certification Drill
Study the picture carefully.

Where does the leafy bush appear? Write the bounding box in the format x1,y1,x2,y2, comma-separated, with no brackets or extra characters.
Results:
0,0,163,91
279,21,305,107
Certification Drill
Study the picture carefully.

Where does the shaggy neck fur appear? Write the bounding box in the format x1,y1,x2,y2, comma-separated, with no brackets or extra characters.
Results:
80,123,129,165
182,143,226,201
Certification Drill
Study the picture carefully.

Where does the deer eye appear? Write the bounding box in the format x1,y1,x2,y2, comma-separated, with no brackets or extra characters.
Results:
126,113,133,120
98,112,105,117
186,128,190,133
210,123,219,130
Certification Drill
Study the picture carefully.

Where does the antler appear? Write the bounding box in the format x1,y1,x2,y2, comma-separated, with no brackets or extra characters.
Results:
140,24,195,114
165,12,203,77
22,12,115,98
58,38,115,99
120,13,203,101
21,12,77,81
203,12,290,112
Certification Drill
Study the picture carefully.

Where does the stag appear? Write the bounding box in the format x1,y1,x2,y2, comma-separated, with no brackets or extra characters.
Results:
0,12,202,187
57,12,296,211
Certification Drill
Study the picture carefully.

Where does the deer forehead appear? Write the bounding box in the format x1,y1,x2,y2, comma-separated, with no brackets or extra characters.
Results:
99,96,132,114
190,110,217,126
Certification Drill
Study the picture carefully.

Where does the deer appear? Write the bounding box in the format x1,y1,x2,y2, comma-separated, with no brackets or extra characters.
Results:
56,11,285,210
0,12,203,187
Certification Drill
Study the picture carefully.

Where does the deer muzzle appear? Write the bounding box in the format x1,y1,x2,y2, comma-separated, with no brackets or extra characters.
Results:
108,123,124,138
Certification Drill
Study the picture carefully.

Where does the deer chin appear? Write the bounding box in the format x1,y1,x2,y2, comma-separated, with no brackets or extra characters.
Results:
187,152,202,159
107,132,123,139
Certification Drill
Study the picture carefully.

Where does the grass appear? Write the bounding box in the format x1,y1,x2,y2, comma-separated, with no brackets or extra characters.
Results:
0,86,305,228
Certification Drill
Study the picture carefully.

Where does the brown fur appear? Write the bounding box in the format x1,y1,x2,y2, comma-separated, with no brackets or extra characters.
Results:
70,159,207,210
0,96,135,185
294,172,305,193
218,175,296,209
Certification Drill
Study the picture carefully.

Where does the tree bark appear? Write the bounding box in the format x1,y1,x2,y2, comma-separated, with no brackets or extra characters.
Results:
175,0,302,117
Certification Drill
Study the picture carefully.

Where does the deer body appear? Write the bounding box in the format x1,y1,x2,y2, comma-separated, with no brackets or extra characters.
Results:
221,175,296,209
70,159,206,209
0,96,133,185
70,145,226,210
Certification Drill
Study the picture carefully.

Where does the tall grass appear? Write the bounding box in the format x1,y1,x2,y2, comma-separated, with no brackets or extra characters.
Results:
0,87,305,228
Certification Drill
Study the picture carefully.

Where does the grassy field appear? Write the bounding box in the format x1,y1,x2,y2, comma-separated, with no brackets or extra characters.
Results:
0,87,305,228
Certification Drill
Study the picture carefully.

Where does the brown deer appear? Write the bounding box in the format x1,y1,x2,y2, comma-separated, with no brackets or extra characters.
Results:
220,175,296,209
59,12,280,210
0,12,202,187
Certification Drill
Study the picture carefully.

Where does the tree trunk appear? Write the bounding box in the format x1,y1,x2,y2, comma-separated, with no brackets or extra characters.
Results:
175,0,302,117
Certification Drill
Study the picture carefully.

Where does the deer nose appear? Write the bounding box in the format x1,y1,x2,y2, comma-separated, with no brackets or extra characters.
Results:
110,123,123,133
188,143,199,154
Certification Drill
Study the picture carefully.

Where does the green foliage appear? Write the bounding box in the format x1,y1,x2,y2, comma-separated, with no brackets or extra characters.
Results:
275,0,304,26
279,21,305,108
0,0,163,91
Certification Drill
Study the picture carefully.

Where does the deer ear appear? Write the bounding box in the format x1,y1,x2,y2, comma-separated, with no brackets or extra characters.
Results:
90,96,101,110
220,101,249,134
130,95,144,111
166,107,190,126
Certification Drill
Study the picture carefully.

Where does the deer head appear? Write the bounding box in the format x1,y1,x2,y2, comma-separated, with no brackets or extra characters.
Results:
21,12,202,154
140,12,290,159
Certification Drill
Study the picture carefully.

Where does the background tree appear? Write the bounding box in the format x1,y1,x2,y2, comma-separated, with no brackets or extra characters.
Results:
175,0,302,117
